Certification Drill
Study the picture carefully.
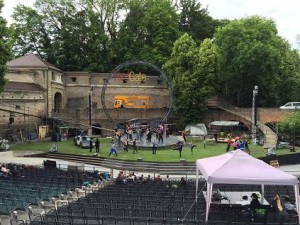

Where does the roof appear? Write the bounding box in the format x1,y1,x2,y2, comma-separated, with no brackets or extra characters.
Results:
4,81,45,92
7,54,62,72
196,150,298,185
185,124,207,136
210,121,240,126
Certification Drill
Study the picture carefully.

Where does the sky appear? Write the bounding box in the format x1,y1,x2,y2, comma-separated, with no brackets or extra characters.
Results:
201,0,300,48
1,0,299,49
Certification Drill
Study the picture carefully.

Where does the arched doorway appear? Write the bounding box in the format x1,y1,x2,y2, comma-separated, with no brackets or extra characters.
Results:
54,92,62,113
92,123,102,135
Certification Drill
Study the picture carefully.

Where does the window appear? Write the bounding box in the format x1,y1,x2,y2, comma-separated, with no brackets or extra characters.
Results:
52,72,55,80
71,77,77,82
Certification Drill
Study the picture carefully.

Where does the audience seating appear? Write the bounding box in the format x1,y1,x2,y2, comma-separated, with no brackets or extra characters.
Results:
2,164,299,225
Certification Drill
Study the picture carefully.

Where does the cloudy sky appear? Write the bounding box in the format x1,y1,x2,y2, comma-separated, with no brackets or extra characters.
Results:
201,0,300,48
1,0,299,48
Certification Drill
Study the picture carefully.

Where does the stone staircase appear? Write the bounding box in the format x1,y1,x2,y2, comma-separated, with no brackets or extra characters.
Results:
37,152,196,175
218,106,277,148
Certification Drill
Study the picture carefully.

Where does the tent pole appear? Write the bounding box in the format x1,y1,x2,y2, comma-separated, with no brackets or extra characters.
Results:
205,183,213,222
196,169,199,202
261,184,265,204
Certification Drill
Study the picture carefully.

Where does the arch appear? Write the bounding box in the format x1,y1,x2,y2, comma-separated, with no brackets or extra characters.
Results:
54,92,62,113
92,123,102,135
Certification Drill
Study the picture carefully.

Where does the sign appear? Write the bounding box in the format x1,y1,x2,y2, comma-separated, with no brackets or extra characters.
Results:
115,72,148,82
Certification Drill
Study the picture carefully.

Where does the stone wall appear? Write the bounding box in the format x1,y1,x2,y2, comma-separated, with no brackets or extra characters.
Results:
57,107,171,135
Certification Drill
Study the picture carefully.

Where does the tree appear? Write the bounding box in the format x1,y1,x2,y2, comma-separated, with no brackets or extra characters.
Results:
276,49,300,105
0,0,11,92
83,0,130,70
10,4,52,60
163,33,219,126
178,0,218,41
116,0,147,63
214,16,296,107
118,0,179,66
194,38,221,103
10,0,123,71
278,111,300,148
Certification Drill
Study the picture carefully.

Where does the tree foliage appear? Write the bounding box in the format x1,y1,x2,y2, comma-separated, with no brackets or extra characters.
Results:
214,16,300,107
9,0,220,71
163,34,220,125
178,0,219,41
278,111,300,138
7,1,300,126
0,0,11,92
118,0,179,66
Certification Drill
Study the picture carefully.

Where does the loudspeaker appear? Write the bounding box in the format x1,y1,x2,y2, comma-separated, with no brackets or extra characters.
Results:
44,160,57,169
9,117,14,124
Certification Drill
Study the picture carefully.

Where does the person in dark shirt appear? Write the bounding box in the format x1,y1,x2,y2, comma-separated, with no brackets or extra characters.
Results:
179,177,187,187
133,139,138,153
95,138,100,155
152,141,157,154
89,138,93,152
250,193,261,210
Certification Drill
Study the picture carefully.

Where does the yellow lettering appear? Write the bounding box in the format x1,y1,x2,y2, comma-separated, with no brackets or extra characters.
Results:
128,71,148,82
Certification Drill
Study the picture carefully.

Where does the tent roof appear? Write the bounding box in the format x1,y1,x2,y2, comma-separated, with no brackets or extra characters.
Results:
196,150,298,185
210,121,239,126
185,123,207,136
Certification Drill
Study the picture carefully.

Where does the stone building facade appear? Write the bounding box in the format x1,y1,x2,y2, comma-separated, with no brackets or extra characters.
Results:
0,54,172,139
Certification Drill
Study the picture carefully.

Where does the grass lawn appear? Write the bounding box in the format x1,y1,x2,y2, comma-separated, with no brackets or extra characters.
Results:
9,137,296,162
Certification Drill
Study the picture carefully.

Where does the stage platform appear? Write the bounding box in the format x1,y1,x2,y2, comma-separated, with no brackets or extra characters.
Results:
115,133,181,148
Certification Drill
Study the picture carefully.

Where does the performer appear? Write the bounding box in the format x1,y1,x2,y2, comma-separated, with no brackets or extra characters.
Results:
109,140,118,156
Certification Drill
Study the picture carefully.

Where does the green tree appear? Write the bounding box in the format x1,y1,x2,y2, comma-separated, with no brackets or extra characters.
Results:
178,0,218,41
10,5,50,59
117,0,147,63
119,0,179,66
214,16,294,107
83,0,130,70
10,0,122,71
278,111,300,146
0,0,11,92
194,38,221,102
164,35,221,125
276,49,300,105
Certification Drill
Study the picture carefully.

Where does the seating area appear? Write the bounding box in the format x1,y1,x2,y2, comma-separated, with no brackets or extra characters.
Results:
0,163,102,216
1,163,300,225
24,180,300,224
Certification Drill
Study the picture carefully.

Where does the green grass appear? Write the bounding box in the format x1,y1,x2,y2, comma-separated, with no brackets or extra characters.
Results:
9,137,296,162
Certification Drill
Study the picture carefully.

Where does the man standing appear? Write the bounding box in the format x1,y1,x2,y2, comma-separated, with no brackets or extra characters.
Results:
152,140,157,154
109,140,118,156
178,141,184,158
123,139,129,152
89,138,93,152
226,138,231,152
95,138,100,155
133,139,138,154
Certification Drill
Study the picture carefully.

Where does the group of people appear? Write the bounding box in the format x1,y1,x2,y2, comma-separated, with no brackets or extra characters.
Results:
226,136,250,153
115,170,187,188
89,138,100,155
110,124,200,157
0,163,24,179
242,192,297,223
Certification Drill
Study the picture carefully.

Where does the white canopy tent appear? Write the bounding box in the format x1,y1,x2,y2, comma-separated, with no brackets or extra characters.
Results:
184,123,207,136
195,150,300,223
